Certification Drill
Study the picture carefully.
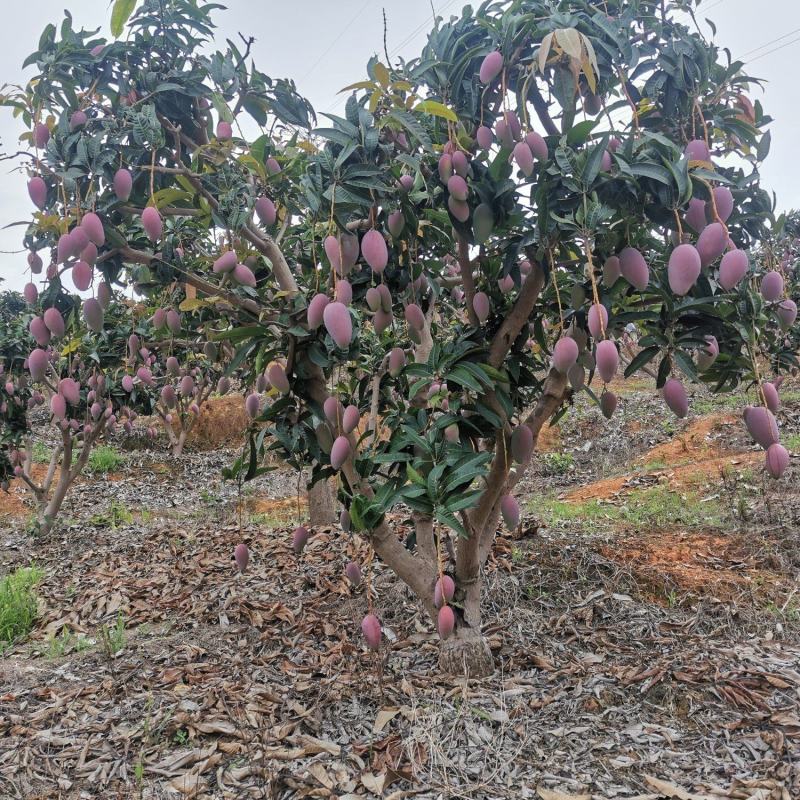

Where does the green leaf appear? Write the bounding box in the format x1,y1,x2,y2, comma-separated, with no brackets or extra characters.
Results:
566,119,598,146
626,162,672,184
445,490,483,513
473,401,503,428
624,345,660,378
446,365,484,393
406,464,426,486
434,508,467,538
756,129,771,162
386,109,431,150
414,100,458,122
110,0,137,37
673,348,698,381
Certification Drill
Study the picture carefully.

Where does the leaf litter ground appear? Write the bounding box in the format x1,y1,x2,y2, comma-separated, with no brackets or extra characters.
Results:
0,381,799,799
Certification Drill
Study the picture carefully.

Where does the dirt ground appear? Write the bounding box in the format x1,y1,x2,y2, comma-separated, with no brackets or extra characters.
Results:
0,377,798,799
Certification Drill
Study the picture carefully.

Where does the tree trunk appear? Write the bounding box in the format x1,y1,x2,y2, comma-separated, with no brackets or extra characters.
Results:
439,624,494,677
308,478,335,526
439,567,494,677
172,429,187,457
37,462,72,536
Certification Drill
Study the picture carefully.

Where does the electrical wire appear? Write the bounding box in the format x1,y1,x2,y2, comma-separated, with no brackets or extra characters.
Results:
740,27,800,59
387,0,459,59
298,0,373,85
748,34,800,63
325,0,459,115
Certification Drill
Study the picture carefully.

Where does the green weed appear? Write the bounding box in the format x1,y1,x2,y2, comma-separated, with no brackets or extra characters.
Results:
99,614,126,656
531,484,726,531
31,441,52,463
90,500,133,529
0,566,43,649
87,445,125,474
541,452,575,475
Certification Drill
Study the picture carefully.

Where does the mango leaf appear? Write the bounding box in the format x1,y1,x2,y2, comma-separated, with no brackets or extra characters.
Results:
178,297,207,312
624,344,660,377
373,62,391,88
406,464,426,486
566,119,598,146
756,129,771,161
111,0,137,37
538,32,554,73
151,187,194,209
60,337,83,357
555,28,583,61
338,80,378,93
414,100,458,122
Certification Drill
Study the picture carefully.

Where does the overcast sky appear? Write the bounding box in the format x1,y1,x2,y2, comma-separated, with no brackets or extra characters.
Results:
1,0,797,292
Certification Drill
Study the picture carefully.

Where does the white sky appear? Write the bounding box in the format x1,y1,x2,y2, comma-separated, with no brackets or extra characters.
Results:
1,0,798,292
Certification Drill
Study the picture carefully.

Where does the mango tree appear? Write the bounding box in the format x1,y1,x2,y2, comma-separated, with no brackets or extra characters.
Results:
4,0,795,674
1,293,150,534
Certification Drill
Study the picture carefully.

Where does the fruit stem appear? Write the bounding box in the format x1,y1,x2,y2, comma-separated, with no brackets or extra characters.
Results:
673,208,683,241
547,248,564,331
582,232,605,340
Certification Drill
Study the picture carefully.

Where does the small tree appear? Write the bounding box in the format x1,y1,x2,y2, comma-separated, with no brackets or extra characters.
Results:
123,301,227,456
1,294,144,534
3,0,796,673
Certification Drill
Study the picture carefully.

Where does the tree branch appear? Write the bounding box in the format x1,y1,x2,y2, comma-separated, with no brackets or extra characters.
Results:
478,369,569,564
528,80,560,137
487,262,545,369
456,236,479,327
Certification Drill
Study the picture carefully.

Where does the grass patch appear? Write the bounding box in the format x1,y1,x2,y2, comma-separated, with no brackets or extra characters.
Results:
641,458,668,472
691,392,749,416
31,441,52,463
90,500,133,529
531,484,726,532
40,626,92,659
541,452,575,475
784,433,800,452
691,387,800,416
0,566,43,649
99,614,126,657
87,445,125,474
778,389,800,405
251,508,297,528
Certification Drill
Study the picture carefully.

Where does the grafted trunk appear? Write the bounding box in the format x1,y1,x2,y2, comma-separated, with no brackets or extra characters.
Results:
439,567,493,677
440,370,569,676
308,478,336,525
439,628,494,676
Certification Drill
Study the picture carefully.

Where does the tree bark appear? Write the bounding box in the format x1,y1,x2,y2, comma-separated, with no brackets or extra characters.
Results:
439,623,494,677
308,478,336,526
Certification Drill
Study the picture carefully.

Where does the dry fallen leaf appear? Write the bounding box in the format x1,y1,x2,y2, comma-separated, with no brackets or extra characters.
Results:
361,772,386,794
168,771,208,797
373,706,400,733
308,762,335,789
537,787,591,800
644,775,709,800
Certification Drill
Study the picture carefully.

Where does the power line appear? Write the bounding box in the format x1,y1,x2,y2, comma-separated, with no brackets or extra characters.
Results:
748,34,800,63
739,27,800,59
388,0,459,59
326,0,459,115
298,0,373,85
691,0,727,15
